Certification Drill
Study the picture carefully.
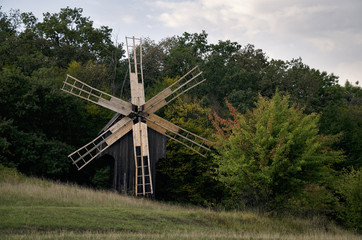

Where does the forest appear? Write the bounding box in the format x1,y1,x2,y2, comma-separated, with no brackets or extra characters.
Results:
0,7,360,230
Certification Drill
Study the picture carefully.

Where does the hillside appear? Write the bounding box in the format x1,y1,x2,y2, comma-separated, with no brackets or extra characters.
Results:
0,165,360,240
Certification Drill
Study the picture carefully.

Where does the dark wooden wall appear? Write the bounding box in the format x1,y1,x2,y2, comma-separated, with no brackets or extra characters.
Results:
100,128,167,195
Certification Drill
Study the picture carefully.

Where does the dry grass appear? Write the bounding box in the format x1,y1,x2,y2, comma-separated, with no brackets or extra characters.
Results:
1,230,361,240
0,173,190,211
0,166,361,240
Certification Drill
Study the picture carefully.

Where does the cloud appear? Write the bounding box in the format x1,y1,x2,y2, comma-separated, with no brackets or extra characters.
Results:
120,15,136,24
307,37,336,52
148,0,362,85
335,61,362,85
3,0,361,85
151,0,362,39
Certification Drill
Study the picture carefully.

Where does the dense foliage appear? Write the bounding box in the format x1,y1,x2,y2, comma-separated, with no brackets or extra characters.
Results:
210,92,344,211
0,6,360,230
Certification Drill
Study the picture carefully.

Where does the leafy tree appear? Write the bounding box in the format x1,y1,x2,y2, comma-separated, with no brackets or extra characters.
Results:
203,43,268,114
201,40,241,111
334,168,362,230
162,31,209,78
0,9,47,74
210,91,344,210
36,7,115,68
319,81,362,169
260,58,340,114
0,67,100,180
141,38,167,89
67,60,112,92
156,95,220,205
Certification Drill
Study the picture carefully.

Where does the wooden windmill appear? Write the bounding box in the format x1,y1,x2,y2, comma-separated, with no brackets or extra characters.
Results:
61,36,210,196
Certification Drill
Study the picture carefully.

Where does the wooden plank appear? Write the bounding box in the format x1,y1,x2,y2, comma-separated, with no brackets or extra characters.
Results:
109,117,132,133
98,98,132,116
105,121,133,145
146,99,167,114
109,97,132,112
132,123,139,195
147,114,180,133
145,114,211,152
63,75,132,116
70,117,133,170
130,73,139,105
140,122,150,157
146,119,167,134
144,88,172,112
132,123,141,147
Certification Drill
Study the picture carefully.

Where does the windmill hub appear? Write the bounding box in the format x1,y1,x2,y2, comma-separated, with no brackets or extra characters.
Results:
128,104,149,120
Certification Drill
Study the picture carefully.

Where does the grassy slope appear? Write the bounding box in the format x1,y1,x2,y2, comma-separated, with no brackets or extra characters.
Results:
0,166,360,240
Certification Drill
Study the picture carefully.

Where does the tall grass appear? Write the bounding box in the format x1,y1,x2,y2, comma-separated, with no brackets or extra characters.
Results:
0,165,360,240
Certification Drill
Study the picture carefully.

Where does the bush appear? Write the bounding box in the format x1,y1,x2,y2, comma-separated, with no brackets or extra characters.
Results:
210,91,344,210
335,168,362,230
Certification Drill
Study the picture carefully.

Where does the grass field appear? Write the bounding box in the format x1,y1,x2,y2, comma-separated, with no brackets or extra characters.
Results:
0,165,360,240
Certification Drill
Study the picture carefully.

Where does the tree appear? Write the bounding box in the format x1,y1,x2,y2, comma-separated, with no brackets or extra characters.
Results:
162,31,209,78
334,168,362,230
155,95,220,205
203,43,268,114
210,91,344,210
36,7,116,68
260,58,340,114
0,67,102,180
319,81,362,170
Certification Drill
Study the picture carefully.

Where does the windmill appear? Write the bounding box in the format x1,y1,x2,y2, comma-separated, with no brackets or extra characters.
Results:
61,36,210,196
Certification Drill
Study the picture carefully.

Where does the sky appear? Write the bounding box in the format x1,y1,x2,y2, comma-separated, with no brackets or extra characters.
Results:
2,0,362,86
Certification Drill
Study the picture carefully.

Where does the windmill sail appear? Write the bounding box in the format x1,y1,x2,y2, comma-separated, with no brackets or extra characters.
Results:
132,122,153,195
62,75,132,116
146,114,211,157
126,36,153,196
144,66,206,114
69,117,133,170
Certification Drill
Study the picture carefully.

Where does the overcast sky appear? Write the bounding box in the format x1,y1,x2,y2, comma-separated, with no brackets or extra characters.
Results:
2,0,362,86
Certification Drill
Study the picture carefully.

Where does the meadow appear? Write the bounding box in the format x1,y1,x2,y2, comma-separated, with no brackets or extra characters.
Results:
0,165,360,240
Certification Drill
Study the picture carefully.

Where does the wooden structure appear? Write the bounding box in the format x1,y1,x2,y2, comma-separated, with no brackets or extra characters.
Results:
61,36,210,196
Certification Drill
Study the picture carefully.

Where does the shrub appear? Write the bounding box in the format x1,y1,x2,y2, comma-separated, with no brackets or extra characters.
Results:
210,91,344,210
335,168,362,230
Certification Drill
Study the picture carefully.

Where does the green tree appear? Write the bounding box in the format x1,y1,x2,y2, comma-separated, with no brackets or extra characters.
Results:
155,95,220,205
203,43,268,114
36,7,115,68
319,81,362,169
0,68,99,180
334,168,362,230
162,31,209,78
260,58,340,114
211,91,344,210
141,38,167,89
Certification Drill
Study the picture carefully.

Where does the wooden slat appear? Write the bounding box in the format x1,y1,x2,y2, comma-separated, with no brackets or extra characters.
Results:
146,119,167,135
147,114,179,133
143,66,206,115
145,114,211,157
144,88,172,111
69,117,133,170
130,73,145,106
132,121,153,196
62,75,132,116
97,97,132,115
105,121,133,145
140,122,149,157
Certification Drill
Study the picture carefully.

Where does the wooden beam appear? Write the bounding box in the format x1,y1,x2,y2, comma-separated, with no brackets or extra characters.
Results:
143,66,206,115
69,117,133,170
145,114,211,157
62,75,132,116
